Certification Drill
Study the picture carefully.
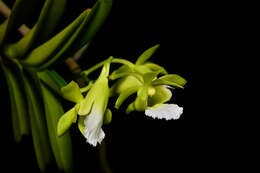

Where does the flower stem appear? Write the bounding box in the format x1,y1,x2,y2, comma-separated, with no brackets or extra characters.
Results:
82,57,135,77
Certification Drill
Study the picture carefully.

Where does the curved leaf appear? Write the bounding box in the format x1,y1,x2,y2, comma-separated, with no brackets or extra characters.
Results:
37,0,113,70
3,0,53,58
0,0,38,46
21,9,89,67
21,71,53,171
41,83,74,172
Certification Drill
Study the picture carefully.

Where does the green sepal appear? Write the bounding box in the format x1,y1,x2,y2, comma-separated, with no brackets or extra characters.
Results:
57,104,79,137
78,117,85,136
126,102,135,114
134,87,148,111
135,44,160,65
41,82,74,173
143,72,159,84
103,108,112,125
152,74,187,89
148,86,172,107
110,75,143,96
115,86,139,109
143,62,168,74
61,81,83,103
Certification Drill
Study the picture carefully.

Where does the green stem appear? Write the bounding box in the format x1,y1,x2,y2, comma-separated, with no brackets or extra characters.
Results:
82,56,135,76
111,58,135,68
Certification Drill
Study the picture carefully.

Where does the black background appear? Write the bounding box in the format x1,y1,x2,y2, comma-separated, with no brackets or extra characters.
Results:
0,0,220,172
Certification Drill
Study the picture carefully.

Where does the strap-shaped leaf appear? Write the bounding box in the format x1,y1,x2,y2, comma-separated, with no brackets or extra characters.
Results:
41,83,73,172
115,86,139,109
38,70,67,96
3,0,53,58
0,0,38,46
21,71,53,171
62,0,113,59
61,81,83,103
21,9,89,67
35,0,67,45
0,61,29,137
151,74,187,89
135,44,160,65
37,0,113,70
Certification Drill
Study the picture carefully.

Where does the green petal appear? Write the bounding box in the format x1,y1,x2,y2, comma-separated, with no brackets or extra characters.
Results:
115,86,139,109
78,93,94,116
126,102,135,114
152,74,187,89
148,86,172,107
57,105,78,137
136,44,160,65
134,87,148,111
110,75,142,95
103,108,112,125
61,81,83,103
143,72,159,84
143,62,168,74
78,117,85,136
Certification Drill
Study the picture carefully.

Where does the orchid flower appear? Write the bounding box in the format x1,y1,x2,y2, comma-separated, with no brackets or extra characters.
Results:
77,62,111,146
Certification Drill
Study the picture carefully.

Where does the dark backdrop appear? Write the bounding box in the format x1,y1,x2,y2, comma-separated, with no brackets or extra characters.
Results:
1,0,218,172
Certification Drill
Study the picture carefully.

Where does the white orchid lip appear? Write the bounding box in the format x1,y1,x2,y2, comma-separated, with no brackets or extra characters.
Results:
84,110,105,146
145,104,183,120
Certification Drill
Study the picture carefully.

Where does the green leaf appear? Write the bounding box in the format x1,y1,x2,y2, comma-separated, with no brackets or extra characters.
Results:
21,71,53,172
38,70,67,96
135,44,160,65
103,108,112,125
0,0,38,46
148,86,172,107
0,61,29,138
115,86,139,109
41,83,73,172
152,74,187,89
21,9,90,68
3,0,53,58
37,0,113,70
61,81,83,103
35,0,67,45
57,105,78,137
